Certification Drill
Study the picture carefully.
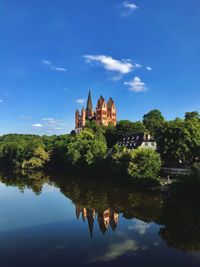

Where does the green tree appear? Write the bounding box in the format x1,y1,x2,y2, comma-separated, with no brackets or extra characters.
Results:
156,117,200,166
116,120,146,139
111,146,133,175
104,124,117,148
127,148,161,182
66,131,107,166
143,109,165,136
185,111,199,120
111,146,161,184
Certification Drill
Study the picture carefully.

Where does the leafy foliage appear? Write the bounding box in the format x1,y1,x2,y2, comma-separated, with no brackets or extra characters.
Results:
143,109,165,136
1,109,200,183
127,148,161,182
156,117,200,166
66,130,107,166
111,146,161,185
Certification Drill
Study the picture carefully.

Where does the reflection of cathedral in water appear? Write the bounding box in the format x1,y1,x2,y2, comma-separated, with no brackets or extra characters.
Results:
75,205,119,237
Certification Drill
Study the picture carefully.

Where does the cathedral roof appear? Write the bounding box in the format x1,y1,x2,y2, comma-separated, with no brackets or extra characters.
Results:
107,97,114,108
86,90,93,111
97,95,105,107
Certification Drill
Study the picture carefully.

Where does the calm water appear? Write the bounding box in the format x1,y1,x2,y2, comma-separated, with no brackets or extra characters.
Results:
0,172,200,267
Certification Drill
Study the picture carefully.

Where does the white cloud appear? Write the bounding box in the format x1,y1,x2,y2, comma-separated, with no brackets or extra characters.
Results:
76,98,86,104
90,240,139,262
41,117,65,129
31,117,66,134
135,63,142,68
42,59,66,72
111,74,123,81
84,55,134,75
129,219,150,235
42,59,51,65
0,99,3,103
32,123,43,128
121,1,138,16
124,76,147,92
53,67,66,72
146,66,152,71
123,1,138,10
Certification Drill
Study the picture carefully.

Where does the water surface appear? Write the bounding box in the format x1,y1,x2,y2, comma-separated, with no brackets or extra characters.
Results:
0,172,200,267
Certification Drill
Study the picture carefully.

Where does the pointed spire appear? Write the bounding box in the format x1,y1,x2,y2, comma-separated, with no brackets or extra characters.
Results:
75,205,81,219
107,97,114,108
87,209,95,238
86,90,93,112
97,95,105,107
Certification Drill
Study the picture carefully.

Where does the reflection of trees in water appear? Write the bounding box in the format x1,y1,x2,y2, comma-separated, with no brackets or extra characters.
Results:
158,196,200,252
0,171,200,252
0,171,50,195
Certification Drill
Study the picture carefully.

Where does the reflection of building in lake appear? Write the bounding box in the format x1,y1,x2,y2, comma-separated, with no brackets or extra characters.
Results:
75,205,119,237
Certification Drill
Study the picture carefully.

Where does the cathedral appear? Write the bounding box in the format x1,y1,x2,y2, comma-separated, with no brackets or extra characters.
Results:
75,91,117,133
75,205,119,237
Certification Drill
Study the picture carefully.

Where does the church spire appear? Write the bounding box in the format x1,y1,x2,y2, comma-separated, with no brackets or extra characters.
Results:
86,90,94,119
86,90,93,112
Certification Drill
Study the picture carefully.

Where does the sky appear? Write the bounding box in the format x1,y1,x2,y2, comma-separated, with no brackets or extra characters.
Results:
0,0,200,135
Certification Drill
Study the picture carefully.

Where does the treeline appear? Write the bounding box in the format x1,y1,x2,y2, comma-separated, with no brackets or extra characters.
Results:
86,109,200,166
0,109,200,184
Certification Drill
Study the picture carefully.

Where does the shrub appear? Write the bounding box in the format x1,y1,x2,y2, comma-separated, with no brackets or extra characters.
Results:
128,148,161,185
111,146,161,185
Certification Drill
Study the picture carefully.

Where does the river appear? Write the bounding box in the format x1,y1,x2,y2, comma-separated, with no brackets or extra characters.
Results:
0,171,199,266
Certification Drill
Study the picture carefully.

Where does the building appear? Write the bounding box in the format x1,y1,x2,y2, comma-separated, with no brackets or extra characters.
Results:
75,205,119,237
75,91,117,133
117,132,157,150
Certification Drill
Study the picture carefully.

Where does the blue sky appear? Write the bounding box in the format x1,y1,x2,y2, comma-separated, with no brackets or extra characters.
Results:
0,0,200,135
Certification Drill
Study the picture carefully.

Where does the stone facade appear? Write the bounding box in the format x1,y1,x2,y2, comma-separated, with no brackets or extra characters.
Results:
75,91,116,133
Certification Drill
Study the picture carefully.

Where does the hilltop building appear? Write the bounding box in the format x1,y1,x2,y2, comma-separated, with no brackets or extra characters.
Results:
118,132,157,150
75,91,117,133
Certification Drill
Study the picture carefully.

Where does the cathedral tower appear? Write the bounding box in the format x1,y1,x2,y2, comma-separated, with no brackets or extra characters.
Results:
107,97,117,126
74,91,117,133
96,95,108,126
86,90,94,119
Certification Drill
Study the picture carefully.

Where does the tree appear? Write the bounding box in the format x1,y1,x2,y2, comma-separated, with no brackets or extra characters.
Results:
127,148,161,182
185,111,199,120
156,118,200,166
143,109,165,136
22,144,49,170
111,146,161,184
111,146,133,175
104,124,117,148
66,131,107,166
116,120,146,139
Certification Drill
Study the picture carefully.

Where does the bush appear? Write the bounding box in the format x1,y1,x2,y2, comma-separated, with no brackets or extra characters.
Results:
128,148,161,185
111,146,161,185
